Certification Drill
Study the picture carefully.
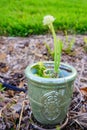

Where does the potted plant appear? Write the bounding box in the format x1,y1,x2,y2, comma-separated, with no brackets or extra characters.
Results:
25,15,77,125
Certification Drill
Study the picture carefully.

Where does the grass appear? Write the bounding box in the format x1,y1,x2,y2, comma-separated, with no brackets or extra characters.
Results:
0,0,87,36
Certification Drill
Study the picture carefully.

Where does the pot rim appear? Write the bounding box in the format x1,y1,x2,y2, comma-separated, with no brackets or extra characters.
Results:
25,61,77,85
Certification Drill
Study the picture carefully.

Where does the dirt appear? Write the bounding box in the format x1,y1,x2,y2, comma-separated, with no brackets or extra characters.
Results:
0,35,87,130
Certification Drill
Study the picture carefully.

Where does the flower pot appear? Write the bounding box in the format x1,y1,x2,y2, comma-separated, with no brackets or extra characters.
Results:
25,61,77,125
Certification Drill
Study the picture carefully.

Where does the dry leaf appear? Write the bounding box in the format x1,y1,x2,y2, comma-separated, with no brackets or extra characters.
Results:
12,112,19,119
19,81,24,88
0,62,9,72
80,87,87,97
7,90,15,97
8,45,14,52
0,53,6,61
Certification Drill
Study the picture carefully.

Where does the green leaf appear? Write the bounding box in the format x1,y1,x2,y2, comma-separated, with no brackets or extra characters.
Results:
0,83,5,92
56,126,61,130
33,62,46,77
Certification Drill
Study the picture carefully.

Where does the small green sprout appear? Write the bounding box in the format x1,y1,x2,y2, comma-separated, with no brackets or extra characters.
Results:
56,126,61,130
44,42,54,59
0,83,5,92
83,37,87,52
84,37,87,44
64,31,75,54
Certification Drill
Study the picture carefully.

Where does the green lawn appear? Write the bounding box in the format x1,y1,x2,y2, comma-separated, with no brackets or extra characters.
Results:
0,0,87,36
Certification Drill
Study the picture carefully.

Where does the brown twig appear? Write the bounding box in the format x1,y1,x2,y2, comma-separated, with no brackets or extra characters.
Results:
73,60,85,111
18,100,25,130
60,115,69,129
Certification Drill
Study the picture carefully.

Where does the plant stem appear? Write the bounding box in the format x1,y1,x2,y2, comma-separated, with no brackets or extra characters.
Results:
48,23,58,74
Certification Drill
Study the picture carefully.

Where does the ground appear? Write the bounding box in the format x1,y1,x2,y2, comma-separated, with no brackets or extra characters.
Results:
0,35,87,130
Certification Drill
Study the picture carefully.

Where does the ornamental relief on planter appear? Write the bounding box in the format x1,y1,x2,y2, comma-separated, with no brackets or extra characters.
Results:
41,91,71,121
